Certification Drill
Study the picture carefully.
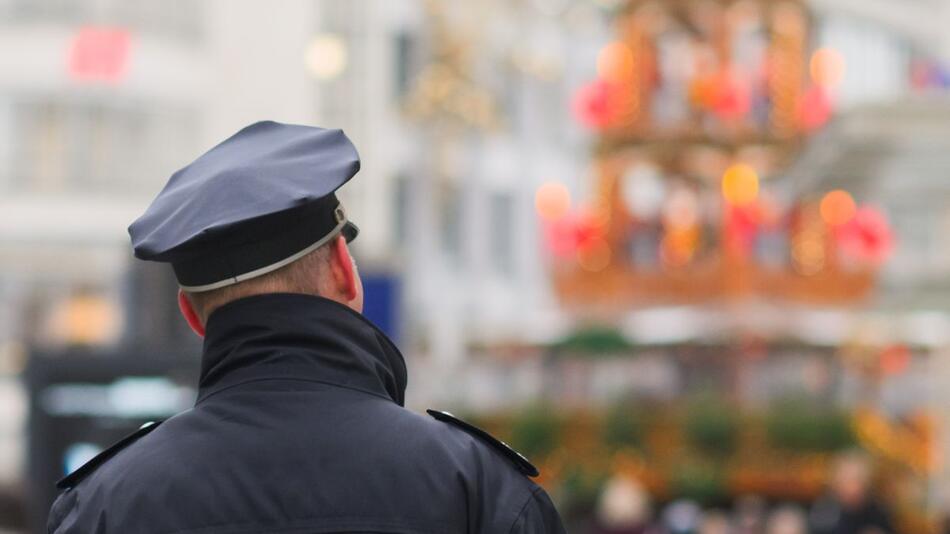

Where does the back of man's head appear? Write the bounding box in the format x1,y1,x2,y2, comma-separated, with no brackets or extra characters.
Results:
176,232,363,338
184,243,334,325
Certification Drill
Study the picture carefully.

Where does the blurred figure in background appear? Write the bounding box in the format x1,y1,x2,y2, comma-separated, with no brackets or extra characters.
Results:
591,475,656,534
809,452,894,534
765,505,808,534
697,510,731,534
662,500,702,534
733,495,768,534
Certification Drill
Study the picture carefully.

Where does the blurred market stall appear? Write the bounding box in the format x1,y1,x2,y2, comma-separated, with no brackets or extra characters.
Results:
431,0,949,532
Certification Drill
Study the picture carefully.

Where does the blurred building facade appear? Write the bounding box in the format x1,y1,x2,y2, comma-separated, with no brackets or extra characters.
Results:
0,0,606,490
0,0,323,490
316,0,615,404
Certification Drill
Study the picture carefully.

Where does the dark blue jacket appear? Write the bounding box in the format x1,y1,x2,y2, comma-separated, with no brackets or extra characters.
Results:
48,294,565,533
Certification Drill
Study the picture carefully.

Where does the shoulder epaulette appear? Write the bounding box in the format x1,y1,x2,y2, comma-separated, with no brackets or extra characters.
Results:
56,420,162,489
426,409,539,478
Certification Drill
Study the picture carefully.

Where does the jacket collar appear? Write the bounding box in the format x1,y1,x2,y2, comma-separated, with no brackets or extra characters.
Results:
197,293,407,405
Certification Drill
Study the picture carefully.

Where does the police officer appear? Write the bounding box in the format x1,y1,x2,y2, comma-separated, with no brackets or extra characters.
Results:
47,121,567,534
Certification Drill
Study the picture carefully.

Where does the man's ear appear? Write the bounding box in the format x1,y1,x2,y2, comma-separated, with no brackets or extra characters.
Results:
177,290,206,338
331,235,359,302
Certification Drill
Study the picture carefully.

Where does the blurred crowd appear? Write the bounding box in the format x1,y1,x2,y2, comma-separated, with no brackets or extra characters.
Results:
582,453,894,534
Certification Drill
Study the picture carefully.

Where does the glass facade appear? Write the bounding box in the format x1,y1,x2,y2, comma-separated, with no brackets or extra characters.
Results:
0,0,204,42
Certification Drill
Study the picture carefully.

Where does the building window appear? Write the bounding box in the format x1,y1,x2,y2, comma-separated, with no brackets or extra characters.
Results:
502,65,525,135
439,183,463,267
8,100,197,195
394,31,419,100
393,174,412,247
893,208,937,276
489,192,515,276
14,102,67,193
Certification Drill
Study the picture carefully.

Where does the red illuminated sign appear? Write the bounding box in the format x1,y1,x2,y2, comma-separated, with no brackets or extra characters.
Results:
68,27,131,84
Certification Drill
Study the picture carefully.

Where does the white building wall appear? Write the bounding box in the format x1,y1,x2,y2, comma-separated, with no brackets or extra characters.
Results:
815,16,911,109
202,0,317,148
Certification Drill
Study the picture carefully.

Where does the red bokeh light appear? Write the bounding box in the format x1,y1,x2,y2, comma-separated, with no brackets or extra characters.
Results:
572,79,621,129
543,210,607,259
799,85,832,132
544,217,579,258
724,203,759,257
836,206,894,265
711,71,751,121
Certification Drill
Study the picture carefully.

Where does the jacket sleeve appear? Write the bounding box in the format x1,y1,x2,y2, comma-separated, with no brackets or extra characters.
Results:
507,486,567,534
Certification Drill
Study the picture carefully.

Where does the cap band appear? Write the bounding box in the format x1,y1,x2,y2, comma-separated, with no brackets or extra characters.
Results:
177,204,355,293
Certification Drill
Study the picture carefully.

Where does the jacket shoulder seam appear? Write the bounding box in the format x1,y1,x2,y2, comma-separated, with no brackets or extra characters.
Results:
506,486,547,534
426,409,539,477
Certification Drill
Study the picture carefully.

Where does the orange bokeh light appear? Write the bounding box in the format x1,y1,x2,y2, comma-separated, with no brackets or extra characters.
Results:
810,48,845,87
820,190,856,226
50,294,120,345
597,42,635,82
721,164,759,205
535,182,572,221
880,344,911,376
661,226,700,267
